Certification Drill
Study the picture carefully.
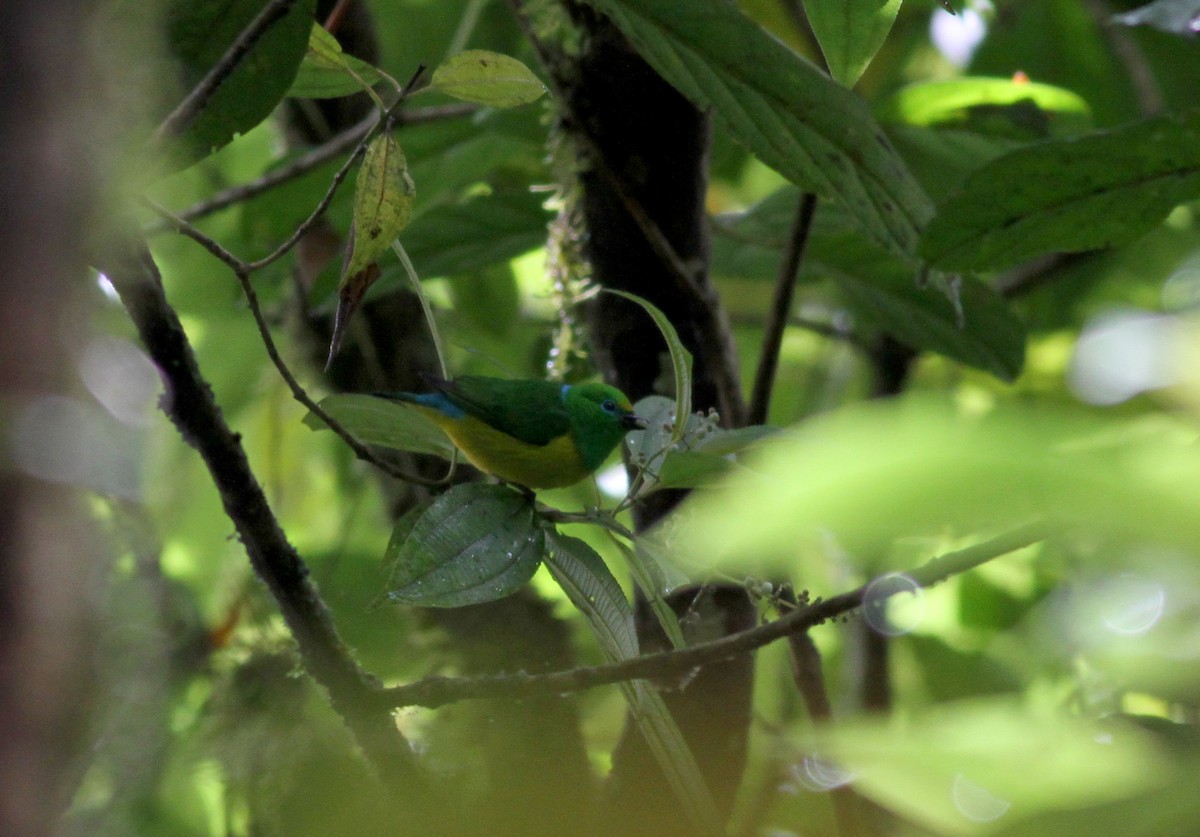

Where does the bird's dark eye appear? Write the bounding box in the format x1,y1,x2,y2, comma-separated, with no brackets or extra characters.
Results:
601,399,617,412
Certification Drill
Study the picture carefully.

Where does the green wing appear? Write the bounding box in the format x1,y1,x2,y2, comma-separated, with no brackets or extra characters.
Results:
428,376,571,446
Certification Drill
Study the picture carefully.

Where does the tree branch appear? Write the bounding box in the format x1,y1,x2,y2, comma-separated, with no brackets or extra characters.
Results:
104,244,426,788
377,521,1047,710
152,0,304,145
145,200,448,488
748,192,817,425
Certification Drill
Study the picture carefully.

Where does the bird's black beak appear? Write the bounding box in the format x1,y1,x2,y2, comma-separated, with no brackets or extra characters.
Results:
621,413,648,431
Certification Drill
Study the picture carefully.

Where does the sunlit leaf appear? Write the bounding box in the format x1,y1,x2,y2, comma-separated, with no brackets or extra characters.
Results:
383,484,543,607
428,50,546,107
675,398,1200,573
817,700,1170,834
878,77,1092,137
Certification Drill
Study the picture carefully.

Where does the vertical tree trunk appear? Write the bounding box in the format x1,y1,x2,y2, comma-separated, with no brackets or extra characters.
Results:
0,2,99,834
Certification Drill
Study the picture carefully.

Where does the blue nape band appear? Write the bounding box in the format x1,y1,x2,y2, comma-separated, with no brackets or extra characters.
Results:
414,392,465,419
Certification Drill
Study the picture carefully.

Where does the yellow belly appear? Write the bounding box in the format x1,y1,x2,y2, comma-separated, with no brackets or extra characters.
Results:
416,409,589,489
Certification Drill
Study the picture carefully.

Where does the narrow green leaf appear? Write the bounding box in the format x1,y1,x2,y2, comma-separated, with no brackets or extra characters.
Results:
428,50,547,107
544,531,637,660
606,291,693,442
304,393,455,458
584,0,933,262
920,110,1200,272
384,484,543,607
545,532,721,835
165,0,316,163
608,535,687,650
710,188,1026,380
288,23,385,99
805,0,902,87
344,131,416,280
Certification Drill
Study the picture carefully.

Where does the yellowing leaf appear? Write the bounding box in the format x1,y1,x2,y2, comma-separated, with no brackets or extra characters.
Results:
345,131,415,279
429,50,546,107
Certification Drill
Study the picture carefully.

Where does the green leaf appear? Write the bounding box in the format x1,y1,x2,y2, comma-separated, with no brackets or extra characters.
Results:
428,50,547,107
165,0,316,163
304,393,455,458
583,0,933,262
345,131,416,279
287,23,385,99
544,531,637,660
833,267,1026,381
805,0,902,87
383,484,544,607
400,189,550,279
674,397,1200,573
921,110,1200,272
816,700,1169,835
878,77,1092,138
606,291,693,441
711,188,1026,380
545,532,721,835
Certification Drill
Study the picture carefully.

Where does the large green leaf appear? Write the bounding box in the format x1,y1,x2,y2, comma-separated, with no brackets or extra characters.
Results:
711,189,1026,380
383,484,543,607
921,110,1200,272
674,397,1200,573
805,0,901,87
165,0,316,162
583,0,932,263
816,700,1169,834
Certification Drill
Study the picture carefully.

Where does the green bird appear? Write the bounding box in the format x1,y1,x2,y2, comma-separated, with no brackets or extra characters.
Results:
375,375,648,489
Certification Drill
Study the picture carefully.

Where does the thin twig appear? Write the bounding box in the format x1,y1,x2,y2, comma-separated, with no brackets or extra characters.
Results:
748,192,817,425
152,0,303,145
376,521,1049,710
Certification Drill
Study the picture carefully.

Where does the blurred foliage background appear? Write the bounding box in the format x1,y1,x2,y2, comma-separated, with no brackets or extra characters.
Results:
6,0,1200,835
